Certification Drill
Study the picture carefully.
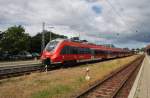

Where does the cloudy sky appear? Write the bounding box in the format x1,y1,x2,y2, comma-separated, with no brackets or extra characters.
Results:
0,0,150,49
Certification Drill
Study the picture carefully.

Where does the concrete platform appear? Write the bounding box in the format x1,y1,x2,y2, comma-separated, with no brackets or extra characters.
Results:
128,54,150,98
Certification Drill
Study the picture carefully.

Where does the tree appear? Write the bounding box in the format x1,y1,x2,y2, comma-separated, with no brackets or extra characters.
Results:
30,31,67,53
30,33,42,53
0,31,4,51
0,25,67,54
0,25,30,54
140,48,144,52
136,48,140,52
0,31,4,41
131,48,135,51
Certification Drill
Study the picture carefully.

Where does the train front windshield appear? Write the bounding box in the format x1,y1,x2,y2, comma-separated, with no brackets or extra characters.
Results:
45,41,59,52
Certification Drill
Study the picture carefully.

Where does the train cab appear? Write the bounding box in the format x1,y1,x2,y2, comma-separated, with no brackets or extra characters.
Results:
41,39,63,65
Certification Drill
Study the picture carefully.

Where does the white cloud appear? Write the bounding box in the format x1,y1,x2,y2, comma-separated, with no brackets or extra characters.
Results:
0,0,150,48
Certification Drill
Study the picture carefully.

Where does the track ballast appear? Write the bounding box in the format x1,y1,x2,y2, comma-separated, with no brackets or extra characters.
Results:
75,55,144,98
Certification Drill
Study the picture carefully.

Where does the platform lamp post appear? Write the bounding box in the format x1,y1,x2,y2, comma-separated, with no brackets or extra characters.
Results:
48,26,55,41
41,22,45,53
79,32,80,40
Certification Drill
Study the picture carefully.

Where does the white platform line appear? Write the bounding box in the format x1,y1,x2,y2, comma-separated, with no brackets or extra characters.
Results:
128,55,145,98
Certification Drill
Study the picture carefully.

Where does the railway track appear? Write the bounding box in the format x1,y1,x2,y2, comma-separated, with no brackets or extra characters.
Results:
0,64,43,79
76,55,144,98
0,56,126,80
0,55,141,81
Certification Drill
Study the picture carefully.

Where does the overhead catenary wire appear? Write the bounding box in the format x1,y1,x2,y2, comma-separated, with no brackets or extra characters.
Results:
104,0,137,34
105,0,148,41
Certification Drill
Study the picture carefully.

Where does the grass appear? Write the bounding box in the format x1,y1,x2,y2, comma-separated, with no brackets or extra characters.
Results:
0,55,140,98
32,84,72,98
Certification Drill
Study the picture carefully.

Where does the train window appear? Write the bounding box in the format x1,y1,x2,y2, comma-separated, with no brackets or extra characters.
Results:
93,50,106,55
61,46,70,54
83,48,87,54
77,47,81,54
61,46,79,54
69,46,74,54
79,48,85,54
61,46,65,54
72,47,78,54
61,46,91,55
91,49,94,55
94,50,98,54
45,41,58,52
78,48,90,54
107,51,112,54
85,48,91,54
78,48,82,54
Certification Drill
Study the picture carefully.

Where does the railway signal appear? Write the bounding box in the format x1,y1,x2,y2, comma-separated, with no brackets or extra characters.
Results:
45,65,47,73
85,67,90,81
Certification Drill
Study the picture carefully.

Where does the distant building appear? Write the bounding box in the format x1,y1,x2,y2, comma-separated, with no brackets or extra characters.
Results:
145,45,150,55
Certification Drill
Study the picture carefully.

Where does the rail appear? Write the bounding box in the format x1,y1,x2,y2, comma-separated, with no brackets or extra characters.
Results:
75,55,144,98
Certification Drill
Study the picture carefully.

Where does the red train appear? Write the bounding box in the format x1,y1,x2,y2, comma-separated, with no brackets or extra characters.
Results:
41,38,132,65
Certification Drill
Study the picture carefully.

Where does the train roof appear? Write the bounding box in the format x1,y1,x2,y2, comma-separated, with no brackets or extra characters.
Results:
55,38,129,52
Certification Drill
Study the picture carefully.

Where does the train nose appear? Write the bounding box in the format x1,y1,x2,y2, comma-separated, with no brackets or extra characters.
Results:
41,51,52,65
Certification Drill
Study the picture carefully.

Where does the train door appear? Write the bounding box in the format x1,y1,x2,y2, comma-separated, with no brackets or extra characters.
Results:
61,46,78,62
91,49,95,60
61,46,72,61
